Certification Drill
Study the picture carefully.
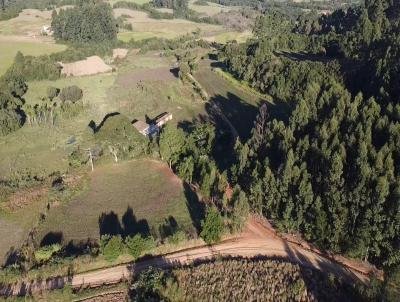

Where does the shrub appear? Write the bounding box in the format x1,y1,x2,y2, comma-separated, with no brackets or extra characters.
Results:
47,86,59,100
0,109,22,136
200,207,224,244
165,230,188,245
59,86,83,103
103,235,125,262
34,244,62,263
125,234,155,259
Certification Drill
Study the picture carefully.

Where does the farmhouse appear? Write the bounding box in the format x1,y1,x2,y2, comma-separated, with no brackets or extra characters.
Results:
132,112,173,136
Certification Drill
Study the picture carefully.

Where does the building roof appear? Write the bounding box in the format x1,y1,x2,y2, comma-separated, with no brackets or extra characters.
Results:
132,120,149,132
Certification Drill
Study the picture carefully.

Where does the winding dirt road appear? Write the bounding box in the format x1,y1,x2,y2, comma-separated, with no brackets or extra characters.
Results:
1,218,376,297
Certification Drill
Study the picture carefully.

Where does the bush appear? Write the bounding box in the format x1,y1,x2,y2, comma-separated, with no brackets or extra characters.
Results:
103,235,125,262
125,234,155,258
0,109,22,136
200,207,224,244
165,230,188,245
47,86,59,100
34,244,62,263
59,86,83,103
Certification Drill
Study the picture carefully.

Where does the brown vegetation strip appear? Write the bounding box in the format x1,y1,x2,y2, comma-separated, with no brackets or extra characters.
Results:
117,67,177,88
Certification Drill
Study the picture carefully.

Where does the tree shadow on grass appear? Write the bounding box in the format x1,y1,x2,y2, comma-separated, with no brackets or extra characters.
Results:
40,232,64,247
99,207,150,239
183,182,205,236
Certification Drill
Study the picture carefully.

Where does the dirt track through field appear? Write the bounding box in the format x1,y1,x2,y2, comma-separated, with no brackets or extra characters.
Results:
0,218,375,297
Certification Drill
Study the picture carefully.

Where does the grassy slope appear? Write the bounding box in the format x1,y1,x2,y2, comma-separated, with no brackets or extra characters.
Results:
37,160,195,244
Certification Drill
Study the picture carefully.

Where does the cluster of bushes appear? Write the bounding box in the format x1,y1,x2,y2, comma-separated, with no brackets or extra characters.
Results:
5,52,61,82
24,85,83,127
130,258,363,301
100,234,155,262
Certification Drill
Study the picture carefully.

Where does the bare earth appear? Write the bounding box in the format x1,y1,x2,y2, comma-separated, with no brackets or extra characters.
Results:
117,67,177,88
0,217,377,297
60,56,112,77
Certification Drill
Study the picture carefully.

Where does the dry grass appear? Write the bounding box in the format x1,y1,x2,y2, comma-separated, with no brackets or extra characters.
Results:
60,56,113,77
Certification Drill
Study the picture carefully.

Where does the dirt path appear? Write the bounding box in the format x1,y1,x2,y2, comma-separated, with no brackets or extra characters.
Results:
0,217,375,297
71,218,371,290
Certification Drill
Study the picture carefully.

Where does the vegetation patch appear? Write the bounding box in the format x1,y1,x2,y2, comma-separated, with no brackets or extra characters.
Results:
130,258,361,301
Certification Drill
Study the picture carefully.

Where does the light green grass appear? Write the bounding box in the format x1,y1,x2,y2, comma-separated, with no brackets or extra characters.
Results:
118,31,176,42
213,31,253,44
0,38,66,75
108,0,150,6
189,0,240,16
0,74,116,178
37,160,195,244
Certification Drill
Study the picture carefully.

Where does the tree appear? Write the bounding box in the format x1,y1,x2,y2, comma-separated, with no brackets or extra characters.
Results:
159,124,186,168
200,207,224,244
59,86,83,103
102,235,125,262
125,234,155,259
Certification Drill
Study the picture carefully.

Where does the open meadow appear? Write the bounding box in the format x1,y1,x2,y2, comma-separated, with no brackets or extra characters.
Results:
113,8,225,41
36,159,196,246
188,0,241,17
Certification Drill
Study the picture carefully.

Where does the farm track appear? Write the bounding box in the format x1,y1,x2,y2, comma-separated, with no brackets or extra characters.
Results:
0,217,377,297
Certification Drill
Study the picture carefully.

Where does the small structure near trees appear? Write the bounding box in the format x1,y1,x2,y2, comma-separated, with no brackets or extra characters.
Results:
132,112,173,137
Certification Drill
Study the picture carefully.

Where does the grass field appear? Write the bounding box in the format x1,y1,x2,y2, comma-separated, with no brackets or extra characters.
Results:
0,73,116,178
37,160,196,245
188,0,241,16
0,9,52,36
113,8,224,42
0,36,66,75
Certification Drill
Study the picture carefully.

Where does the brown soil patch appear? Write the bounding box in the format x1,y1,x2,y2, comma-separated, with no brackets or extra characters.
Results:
117,67,177,88
4,186,48,211
60,56,112,77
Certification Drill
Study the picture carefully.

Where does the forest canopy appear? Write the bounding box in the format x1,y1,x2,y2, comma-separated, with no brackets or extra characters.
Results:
51,0,117,43
221,0,400,268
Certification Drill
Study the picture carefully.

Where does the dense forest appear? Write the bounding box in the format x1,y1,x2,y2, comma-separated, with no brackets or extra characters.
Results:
219,0,400,268
51,0,117,43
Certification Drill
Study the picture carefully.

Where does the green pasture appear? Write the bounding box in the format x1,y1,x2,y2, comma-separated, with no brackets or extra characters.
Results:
0,38,66,75
37,160,195,244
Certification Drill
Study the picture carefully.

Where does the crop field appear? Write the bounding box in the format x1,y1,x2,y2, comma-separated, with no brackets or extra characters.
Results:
36,160,195,245
113,9,224,41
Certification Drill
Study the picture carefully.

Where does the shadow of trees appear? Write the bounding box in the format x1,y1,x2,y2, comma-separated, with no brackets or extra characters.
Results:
183,182,205,236
99,206,150,238
88,112,121,133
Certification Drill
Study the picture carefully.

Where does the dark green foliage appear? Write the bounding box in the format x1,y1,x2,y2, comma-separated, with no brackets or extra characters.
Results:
59,85,83,103
51,1,117,43
95,114,148,160
200,207,224,244
5,52,61,81
384,265,400,301
0,109,22,136
125,234,155,259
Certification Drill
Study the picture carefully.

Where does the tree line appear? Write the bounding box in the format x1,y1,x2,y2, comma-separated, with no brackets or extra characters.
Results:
219,0,400,273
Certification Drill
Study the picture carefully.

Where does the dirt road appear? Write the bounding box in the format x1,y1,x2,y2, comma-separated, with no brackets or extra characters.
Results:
71,218,370,290
0,218,374,297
